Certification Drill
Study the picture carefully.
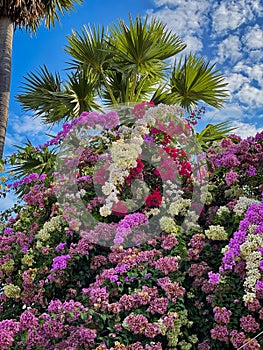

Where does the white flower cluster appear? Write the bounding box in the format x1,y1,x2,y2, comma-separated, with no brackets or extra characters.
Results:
145,207,160,218
216,206,230,217
110,139,142,169
36,215,63,244
143,103,184,125
240,227,263,302
100,116,150,217
159,216,178,234
161,181,183,208
200,184,211,205
76,189,86,199
204,225,228,241
168,199,191,216
233,196,260,217
183,210,201,231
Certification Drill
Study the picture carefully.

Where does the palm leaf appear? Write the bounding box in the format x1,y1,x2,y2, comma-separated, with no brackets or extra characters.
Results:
17,65,100,124
42,0,83,29
197,121,237,149
170,53,229,111
0,0,83,31
16,65,66,121
64,67,101,115
101,70,157,105
65,24,111,73
66,24,119,104
108,15,186,78
9,139,57,180
151,84,175,105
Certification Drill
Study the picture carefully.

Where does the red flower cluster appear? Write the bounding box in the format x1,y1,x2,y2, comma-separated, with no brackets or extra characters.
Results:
164,146,192,179
150,127,171,145
145,189,162,207
126,159,144,184
112,201,128,217
132,101,154,120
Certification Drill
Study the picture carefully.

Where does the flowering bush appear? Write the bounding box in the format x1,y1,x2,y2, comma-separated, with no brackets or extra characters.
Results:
0,103,262,349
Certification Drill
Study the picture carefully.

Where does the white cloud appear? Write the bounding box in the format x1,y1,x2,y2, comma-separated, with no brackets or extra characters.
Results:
154,0,181,5
182,35,203,53
231,121,263,139
4,113,57,156
233,62,263,87
4,114,48,156
242,24,263,50
11,115,46,135
203,104,245,123
226,73,249,94
211,1,255,34
237,83,263,108
147,0,210,53
5,133,24,148
0,192,18,212
216,35,242,63
247,49,262,62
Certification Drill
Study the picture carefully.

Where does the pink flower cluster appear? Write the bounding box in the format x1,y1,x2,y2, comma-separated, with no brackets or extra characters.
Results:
213,306,232,324
154,256,179,275
114,213,148,245
157,277,185,302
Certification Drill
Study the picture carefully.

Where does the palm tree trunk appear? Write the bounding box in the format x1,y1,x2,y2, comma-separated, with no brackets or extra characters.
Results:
0,17,13,158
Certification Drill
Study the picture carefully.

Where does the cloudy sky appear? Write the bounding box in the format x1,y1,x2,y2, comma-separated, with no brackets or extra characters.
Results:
5,0,263,156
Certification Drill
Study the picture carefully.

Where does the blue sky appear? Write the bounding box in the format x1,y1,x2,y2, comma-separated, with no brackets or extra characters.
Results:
5,0,263,157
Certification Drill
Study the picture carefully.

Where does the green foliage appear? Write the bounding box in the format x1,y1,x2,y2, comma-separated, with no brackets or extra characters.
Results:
171,54,229,110
17,15,229,124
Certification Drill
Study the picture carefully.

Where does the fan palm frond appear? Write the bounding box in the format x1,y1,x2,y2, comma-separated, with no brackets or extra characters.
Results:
9,139,57,180
197,121,237,150
109,15,186,77
17,65,100,125
0,0,83,31
170,53,229,111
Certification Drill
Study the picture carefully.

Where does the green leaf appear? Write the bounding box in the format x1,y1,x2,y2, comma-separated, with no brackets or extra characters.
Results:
170,53,229,111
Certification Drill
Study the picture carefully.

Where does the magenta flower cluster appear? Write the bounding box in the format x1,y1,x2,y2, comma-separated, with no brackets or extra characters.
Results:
114,213,148,245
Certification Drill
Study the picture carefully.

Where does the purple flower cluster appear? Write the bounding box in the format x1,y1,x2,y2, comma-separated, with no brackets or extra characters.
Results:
210,325,229,343
114,213,148,245
51,254,71,271
0,320,19,350
154,256,179,275
213,306,232,324
240,315,260,333
8,172,46,189
157,277,185,302
187,233,205,260
222,202,263,271
225,169,239,186
43,110,119,148
86,286,109,311
208,132,263,196
208,272,220,285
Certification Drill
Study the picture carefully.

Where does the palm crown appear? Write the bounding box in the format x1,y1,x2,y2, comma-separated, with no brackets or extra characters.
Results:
17,15,229,124
0,0,82,30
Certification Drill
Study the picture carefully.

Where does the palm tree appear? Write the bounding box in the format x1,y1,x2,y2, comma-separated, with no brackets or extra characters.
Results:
0,0,83,158
17,15,229,122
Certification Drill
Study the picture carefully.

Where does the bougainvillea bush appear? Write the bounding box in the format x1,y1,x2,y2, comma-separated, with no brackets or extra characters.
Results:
0,103,262,350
